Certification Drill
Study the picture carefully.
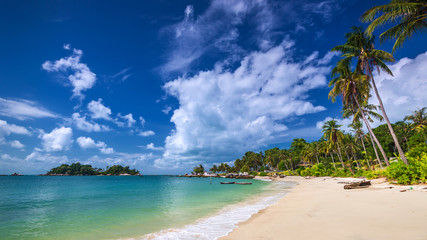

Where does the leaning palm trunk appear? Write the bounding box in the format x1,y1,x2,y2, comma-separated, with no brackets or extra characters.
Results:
360,138,371,169
336,145,345,169
347,155,355,174
283,159,290,171
369,133,383,169
345,150,352,167
370,74,408,164
316,155,320,165
353,93,389,165
363,114,389,166
289,158,294,171
330,153,337,169
349,150,360,168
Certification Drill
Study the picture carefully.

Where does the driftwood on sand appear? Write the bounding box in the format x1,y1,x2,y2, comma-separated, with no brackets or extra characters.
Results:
344,180,371,189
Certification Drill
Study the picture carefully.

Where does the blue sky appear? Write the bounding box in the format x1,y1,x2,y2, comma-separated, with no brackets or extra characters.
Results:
0,0,426,174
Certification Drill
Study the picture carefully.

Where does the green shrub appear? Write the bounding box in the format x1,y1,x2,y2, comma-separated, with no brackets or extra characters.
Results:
330,168,353,177
408,132,426,149
250,171,258,176
259,172,268,176
364,169,386,179
299,168,310,177
280,170,293,176
385,154,427,185
296,167,305,175
406,143,427,158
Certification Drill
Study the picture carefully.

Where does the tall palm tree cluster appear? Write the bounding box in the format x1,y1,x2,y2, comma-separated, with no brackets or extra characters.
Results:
197,0,427,175
206,108,425,174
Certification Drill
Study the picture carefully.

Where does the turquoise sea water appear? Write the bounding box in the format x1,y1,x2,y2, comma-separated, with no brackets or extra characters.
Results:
0,176,289,240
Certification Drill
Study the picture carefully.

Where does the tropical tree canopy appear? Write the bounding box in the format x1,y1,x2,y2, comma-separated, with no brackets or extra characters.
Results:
404,107,427,132
361,0,427,52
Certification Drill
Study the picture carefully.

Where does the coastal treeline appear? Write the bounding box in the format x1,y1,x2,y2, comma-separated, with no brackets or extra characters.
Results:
204,111,426,184
194,0,427,185
46,163,140,176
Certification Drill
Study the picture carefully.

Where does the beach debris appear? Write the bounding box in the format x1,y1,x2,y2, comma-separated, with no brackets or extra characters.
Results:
400,187,413,192
344,180,371,189
337,181,352,184
279,175,286,178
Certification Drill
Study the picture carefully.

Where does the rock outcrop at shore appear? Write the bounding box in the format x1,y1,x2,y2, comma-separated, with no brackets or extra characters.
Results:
225,173,255,179
179,172,255,179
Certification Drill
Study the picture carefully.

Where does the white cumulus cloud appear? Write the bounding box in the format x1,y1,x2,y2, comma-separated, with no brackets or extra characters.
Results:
138,130,155,137
72,113,110,132
42,46,96,100
87,98,112,120
0,119,31,143
116,113,136,127
10,140,25,149
146,143,164,151
77,136,114,154
41,127,73,152
161,41,332,168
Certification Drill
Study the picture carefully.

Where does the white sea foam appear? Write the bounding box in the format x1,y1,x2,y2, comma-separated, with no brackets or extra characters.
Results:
135,181,295,240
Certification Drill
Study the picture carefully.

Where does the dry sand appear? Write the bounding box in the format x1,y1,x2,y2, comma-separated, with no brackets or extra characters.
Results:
221,176,427,240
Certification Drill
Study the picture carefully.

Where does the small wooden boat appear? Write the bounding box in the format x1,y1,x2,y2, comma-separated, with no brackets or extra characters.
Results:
235,182,252,185
220,182,235,184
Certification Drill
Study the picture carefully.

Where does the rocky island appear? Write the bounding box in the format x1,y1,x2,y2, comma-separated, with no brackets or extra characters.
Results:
44,163,141,176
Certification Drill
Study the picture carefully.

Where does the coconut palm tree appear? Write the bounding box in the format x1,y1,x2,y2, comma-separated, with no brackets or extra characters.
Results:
329,61,390,166
303,143,320,165
322,120,346,168
404,107,427,132
302,144,313,165
318,140,337,169
361,0,427,52
332,26,408,164
395,121,414,151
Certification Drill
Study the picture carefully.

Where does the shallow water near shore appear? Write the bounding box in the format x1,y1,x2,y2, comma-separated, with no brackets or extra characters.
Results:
0,176,294,240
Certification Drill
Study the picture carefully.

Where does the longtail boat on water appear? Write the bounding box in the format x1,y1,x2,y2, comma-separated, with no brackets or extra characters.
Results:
220,182,235,184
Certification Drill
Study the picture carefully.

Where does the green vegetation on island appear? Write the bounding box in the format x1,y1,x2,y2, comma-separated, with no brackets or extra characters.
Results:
194,0,427,185
46,163,140,176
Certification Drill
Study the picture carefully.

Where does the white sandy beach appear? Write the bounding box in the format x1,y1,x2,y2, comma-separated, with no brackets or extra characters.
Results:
221,176,427,240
